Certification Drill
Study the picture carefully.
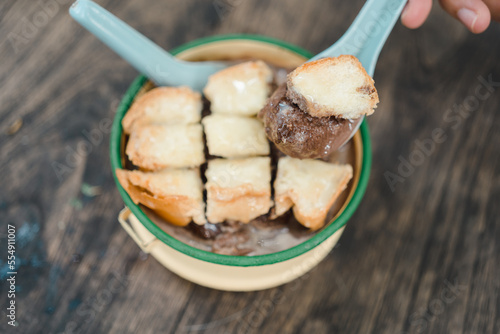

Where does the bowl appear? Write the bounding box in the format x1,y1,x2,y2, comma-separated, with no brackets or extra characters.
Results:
110,34,371,291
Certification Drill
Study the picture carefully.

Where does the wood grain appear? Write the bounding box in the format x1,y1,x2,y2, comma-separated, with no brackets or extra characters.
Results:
0,0,498,333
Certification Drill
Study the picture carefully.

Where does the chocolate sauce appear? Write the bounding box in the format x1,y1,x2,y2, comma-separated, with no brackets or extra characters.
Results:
259,84,362,159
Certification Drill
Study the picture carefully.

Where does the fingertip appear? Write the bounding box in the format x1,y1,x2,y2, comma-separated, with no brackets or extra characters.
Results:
472,17,491,34
401,12,423,29
457,4,491,33
472,7,491,33
441,0,492,33
401,0,433,29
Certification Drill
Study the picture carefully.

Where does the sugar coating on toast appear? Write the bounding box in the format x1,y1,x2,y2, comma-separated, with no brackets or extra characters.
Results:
122,86,202,134
115,168,206,226
202,114,270,158
203,61,273,116
205,157,273,223
287,55,379,119
274,157,353,230
126,124,205,170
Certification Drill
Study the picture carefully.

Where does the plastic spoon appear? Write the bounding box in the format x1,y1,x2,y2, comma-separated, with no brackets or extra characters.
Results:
69,0,227,91
70,0,407,91
311,0,407,76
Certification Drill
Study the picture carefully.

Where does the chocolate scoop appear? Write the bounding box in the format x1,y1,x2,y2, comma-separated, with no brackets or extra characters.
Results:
259,84,361,159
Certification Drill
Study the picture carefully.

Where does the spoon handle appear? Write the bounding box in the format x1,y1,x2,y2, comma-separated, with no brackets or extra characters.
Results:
310,0,407,76
69,0,225,90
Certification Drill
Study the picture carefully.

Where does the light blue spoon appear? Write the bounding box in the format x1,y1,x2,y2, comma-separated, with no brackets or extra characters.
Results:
70,0,407,90
311,0,407,77
69,0,227,91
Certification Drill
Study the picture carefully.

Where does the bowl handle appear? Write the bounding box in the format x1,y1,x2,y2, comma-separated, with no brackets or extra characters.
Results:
118,207,158,253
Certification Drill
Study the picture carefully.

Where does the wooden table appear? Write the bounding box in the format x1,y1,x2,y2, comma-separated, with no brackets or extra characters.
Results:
1,0,498,333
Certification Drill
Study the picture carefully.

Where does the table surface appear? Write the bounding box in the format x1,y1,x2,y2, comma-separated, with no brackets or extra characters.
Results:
1,0,499,333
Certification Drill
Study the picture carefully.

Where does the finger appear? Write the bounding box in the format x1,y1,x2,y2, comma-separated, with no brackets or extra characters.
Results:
438,0,491,33
401,0,433,29
482,0,500,22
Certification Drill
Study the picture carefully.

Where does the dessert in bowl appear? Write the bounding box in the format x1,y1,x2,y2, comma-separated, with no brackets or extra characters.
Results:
110,34,372,291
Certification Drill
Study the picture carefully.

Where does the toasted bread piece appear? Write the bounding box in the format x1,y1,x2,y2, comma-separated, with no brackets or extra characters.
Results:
205,157,273,223
202,114,270,158
274,157,353,230
122,86,202,134
115,168,206,226
287,55,379,119
126,124,205,170
203,61,273,116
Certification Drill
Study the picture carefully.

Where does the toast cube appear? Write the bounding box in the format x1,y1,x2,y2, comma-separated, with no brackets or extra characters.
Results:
203,61,273,116
126,124,205,170
287,55,379,119
115,168,206,226
122,86,202,133
274,157,353,230
202,114,270,158
205,157,273,223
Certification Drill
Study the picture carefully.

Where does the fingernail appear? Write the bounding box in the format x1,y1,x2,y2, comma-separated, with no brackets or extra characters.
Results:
457,8,478,31
401,4,410,21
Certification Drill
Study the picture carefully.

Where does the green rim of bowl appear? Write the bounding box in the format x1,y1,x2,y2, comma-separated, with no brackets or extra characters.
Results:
110,34,372,267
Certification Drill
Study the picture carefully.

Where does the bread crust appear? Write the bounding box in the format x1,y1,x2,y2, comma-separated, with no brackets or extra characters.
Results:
202,114,270,158
274,157,353,230
125,124,205,171
287,55,379,119
115,169,206,226
205,157,273,223
122,86,202,134
206,195,273,224
203,61,273,116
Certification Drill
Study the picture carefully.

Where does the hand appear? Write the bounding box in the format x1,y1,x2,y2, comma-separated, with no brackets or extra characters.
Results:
401,0,499,33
